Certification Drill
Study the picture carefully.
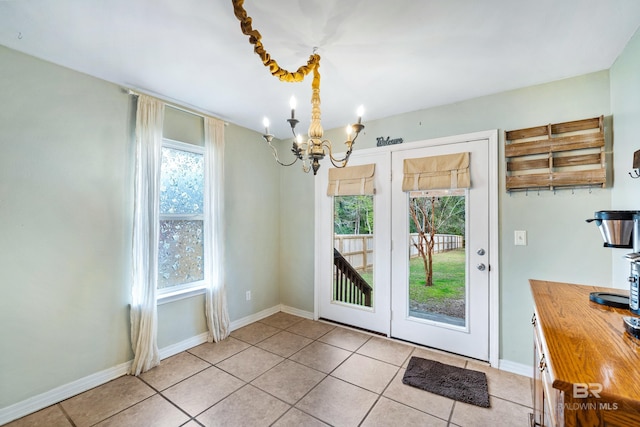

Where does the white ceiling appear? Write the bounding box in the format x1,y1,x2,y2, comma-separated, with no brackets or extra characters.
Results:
1,0,639,138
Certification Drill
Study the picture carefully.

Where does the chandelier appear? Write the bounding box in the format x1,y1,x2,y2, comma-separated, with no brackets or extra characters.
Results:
232,0,365,175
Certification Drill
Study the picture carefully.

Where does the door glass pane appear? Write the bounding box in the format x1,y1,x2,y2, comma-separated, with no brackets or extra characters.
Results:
408,189,466,326
333,195,374,307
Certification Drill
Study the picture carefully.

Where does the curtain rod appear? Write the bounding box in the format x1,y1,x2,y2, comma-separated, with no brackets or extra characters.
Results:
124,87,229,126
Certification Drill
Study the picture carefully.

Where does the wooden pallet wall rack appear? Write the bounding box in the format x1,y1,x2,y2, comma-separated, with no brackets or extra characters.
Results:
505,116,606,191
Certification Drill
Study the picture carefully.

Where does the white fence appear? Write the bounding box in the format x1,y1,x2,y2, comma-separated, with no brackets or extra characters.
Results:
409,233,464,258
334,233,464,271
334,235,374,272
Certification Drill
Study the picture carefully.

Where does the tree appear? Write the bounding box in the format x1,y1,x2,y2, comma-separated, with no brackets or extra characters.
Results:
409,193,465,286
334,195,373,235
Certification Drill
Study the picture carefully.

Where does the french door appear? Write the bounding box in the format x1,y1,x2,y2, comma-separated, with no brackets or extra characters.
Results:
315,151,391,334
391,138,491,361
315,131,498,363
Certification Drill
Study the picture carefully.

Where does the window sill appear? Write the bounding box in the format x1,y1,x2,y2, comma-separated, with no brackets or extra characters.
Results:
157,285,207,305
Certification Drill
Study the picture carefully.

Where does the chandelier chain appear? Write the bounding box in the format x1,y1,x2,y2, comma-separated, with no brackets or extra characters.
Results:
231,0,363,175
232,0,320,83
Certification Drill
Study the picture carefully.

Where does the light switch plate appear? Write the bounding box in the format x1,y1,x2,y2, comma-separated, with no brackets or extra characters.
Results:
514,230,527,246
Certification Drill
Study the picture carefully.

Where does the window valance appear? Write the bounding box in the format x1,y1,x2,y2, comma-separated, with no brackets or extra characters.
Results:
402,152,470,191
327,164,375,196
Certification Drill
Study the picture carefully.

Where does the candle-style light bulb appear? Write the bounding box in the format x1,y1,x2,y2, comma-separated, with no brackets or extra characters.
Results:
346,124,353,139
262,117,270,134
296,134,303,145
289,96,297,119
356,105,364,124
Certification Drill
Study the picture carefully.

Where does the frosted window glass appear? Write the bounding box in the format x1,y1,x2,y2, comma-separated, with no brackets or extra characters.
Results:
160,147,204,214
158,220,204,288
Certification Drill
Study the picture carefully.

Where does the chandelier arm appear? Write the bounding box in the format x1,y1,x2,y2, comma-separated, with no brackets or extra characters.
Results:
325,126,363,166
329,151,352,165
265,140,298,167
327,155,349,169
231,0,320,82
322,140,352,168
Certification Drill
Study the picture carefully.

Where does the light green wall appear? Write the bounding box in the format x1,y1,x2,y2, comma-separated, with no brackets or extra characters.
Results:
163,106,204,146
284,71,614,366
224,123,282,320
278,160,316,312
610,28,640,286
0,45,281,409
0,46,135,407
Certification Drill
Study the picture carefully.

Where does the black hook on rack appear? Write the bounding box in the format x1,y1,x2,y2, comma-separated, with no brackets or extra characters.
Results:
630,150,640,179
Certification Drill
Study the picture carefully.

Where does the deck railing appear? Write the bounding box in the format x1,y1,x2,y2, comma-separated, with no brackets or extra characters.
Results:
333,248,372,307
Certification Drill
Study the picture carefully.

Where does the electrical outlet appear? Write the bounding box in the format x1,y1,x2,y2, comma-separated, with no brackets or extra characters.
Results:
245,291,251,301
514,230,527,246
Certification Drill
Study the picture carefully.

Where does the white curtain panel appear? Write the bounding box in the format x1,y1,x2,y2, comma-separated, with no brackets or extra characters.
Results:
204,116,230,342
130,95,164,375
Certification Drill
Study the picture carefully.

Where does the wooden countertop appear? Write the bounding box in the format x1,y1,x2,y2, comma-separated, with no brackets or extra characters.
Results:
530,279,640,414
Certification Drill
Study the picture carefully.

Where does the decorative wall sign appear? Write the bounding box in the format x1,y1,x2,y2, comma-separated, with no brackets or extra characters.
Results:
376,136,404,147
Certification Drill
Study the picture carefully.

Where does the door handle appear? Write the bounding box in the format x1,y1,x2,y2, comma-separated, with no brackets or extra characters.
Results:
477,263,486,271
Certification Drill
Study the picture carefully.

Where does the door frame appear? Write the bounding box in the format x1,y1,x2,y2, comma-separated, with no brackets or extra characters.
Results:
314,129,499,367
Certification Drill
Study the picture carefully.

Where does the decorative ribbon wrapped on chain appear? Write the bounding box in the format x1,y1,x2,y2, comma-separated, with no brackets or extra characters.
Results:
231,0,320,83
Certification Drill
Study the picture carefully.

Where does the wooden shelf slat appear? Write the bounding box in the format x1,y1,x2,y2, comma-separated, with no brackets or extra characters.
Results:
504,133,604,157
553,153,602,168
550,116,601,134
507,153,602,172
505,125,549,141
506,169,606,190
507,158,550,172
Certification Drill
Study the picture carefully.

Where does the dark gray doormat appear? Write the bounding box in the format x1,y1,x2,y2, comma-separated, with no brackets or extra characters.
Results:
402,356,490,408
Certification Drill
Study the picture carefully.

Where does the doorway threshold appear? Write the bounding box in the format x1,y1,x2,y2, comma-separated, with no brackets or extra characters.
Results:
408,310,465,327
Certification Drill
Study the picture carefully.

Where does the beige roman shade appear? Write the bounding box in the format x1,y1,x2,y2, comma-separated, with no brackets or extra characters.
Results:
327,164,375,196
402,152,470,191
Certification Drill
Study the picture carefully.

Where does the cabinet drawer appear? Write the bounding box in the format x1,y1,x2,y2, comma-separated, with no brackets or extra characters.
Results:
533,312,562,427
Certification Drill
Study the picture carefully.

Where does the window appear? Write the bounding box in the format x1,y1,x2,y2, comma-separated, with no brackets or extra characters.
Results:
157,138,207,297
131,96,228,369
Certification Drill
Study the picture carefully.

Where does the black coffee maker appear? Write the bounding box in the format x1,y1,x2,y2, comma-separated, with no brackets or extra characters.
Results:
586,210,640,314
625,213,640,315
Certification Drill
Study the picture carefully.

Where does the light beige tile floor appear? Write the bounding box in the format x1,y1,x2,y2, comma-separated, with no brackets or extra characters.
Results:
5,312,533,427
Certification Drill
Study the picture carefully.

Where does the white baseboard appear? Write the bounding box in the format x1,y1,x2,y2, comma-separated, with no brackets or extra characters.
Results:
159,332,209,360
229,304,282,331
280,304,314,320
499,359,533,378
162,304,306,361
0,361,131,426
0,304,313,425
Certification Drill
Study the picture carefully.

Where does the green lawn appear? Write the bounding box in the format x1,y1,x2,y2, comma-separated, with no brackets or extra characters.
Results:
358,249,465,304
409,249,465,303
